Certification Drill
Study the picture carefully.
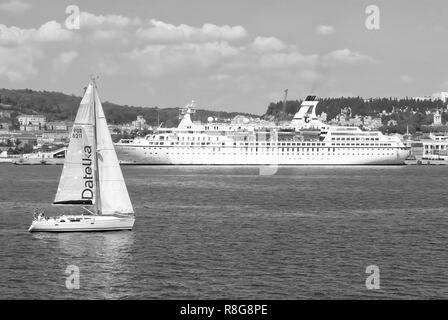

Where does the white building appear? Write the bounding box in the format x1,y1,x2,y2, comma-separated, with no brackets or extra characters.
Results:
18,114,46,131
408,133,448,160
363,116,383,130
387,119,398,126
131,115,147,130
318,112,327,122
431,92,448,102
45,121,72,131
412,96,432,101
413,92,448,102
429,132,448,141
433,110,442,125
17,114,46,126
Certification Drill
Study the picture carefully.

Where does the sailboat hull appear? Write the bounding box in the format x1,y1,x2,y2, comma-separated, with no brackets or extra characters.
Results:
28,215,135,232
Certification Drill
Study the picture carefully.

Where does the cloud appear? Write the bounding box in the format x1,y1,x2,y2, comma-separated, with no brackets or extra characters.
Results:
0,10,380,108
0,21,74,45
0,20,73,82
80,11,141,29
127,41,240,76
316,25,335,36
0,0,30,14
258,52,318,69
251,37,286,52
136,19,247,43
124,36,320,79
86,29,128,44
324,48,375,65
52,51,78,73
0,46,41,81
0,24,29,45
33,21,74,42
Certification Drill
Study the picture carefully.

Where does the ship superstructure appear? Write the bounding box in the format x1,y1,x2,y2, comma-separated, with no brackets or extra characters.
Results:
115,97,409,165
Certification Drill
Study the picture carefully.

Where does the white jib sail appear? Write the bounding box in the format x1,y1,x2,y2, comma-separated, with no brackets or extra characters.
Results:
94,86,134,215
54,84,96,206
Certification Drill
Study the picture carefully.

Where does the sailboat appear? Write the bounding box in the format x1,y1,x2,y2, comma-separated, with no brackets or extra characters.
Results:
28,78,135,232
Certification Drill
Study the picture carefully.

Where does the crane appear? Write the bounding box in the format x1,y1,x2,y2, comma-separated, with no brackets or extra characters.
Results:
282,89,288,113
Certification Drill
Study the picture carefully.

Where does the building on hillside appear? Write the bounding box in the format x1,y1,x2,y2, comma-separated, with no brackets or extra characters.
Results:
432,110,442,126
431,92,448,102
363,116,383,130
0,133,13,144
387,119,398,126
413,92,448,102
20,124,42,132
0,110,13,118
45,121,72,131
38,132,70,145
335,114,363,127
10,134,38,147
17,114,46,131
131,115,147,130
412,96,432,101
17,114,46,126
318,112,327,122
0,121,11,131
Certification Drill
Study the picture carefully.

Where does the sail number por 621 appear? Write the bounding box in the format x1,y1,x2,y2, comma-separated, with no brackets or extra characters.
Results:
72,128,82,139
224,304,268,315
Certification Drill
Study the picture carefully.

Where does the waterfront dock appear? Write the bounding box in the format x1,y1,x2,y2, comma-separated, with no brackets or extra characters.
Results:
405,159,448,165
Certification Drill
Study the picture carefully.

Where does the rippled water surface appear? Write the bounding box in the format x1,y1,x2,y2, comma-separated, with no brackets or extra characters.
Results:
1,164,448,299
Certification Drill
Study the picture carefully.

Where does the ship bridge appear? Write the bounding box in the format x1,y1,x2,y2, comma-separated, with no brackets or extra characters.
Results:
178,101,196,129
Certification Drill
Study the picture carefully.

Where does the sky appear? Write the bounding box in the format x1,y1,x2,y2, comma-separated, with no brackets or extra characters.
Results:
0,0,447,115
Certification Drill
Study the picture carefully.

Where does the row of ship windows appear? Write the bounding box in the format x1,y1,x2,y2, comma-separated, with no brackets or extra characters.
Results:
137,147,398,152
331,137,379,141
157,136,383,142
144,152,395,156
144,141,393,147
333,143,392,146
158,136,219,141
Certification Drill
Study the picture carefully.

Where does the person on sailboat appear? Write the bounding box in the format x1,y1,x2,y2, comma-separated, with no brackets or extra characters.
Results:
33,209,43,220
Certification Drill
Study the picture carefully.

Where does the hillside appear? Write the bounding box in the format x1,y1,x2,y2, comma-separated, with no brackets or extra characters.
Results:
264,96,448,133
2,88,447,135
0,88,256,128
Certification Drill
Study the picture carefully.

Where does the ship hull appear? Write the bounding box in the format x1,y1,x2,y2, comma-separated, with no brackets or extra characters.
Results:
28,215,135,232
116,145,409,165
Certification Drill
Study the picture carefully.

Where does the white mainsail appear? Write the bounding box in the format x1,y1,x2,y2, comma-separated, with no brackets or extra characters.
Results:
54,80,134,215
94,86,134,215
54,84,96,206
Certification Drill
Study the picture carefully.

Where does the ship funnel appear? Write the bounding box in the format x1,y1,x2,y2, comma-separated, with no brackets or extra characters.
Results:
294,96,319,120
290,95,320,128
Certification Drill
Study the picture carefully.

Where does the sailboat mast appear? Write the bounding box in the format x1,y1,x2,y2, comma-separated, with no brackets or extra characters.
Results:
91,78,102,215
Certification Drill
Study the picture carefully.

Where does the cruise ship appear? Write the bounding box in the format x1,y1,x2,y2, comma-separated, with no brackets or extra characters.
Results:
115,96,409,165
